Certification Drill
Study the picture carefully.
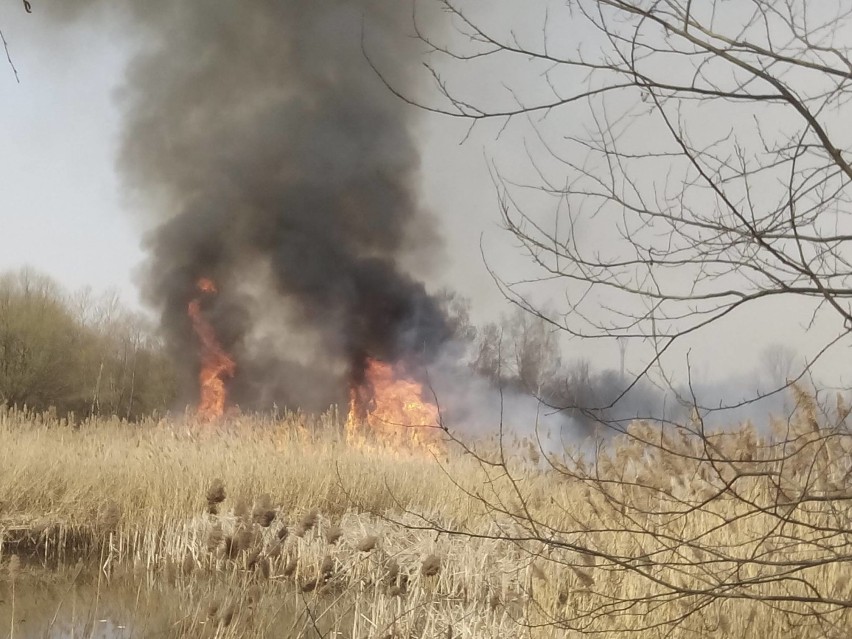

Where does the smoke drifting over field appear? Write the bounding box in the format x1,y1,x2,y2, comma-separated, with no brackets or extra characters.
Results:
54,1,451,410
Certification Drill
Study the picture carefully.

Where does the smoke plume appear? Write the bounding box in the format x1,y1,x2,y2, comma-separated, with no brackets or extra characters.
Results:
53,1,451,410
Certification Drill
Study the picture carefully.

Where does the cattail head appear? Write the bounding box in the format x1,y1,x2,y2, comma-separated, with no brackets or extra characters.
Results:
325,525,343,545
219,603,235,627
252,507,276,528
181,552,195,576
421,554,441,577
283,554,298,577
385,558,399,585
320,554,335,578
246,548,261,570
225,529,253,560
299,510,318,532
206,479,226,514
266,539,284,560
572,567,595,589
101,500,122,532
257,557,271,579
233,498,250,520
164,561,177,584
356,535,378,552
301,577,317,592
252,494,276,527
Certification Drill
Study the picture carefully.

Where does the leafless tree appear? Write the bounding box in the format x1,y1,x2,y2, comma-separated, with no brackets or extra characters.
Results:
363,1,852,634
372,0,852,424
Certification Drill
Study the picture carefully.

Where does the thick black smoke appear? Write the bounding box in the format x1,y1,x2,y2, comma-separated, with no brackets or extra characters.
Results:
52,1,452,410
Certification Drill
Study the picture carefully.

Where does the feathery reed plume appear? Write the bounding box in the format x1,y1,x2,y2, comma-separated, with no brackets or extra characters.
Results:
206,479,226,515
357,535,378,552
421,554,441,577
325,525,343,545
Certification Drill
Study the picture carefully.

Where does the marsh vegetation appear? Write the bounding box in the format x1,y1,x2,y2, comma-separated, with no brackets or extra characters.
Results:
1,395,851,638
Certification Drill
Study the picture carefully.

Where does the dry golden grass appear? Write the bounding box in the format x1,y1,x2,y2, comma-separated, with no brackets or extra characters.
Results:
0,402,850,637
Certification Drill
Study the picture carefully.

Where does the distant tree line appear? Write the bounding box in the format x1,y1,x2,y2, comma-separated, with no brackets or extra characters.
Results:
0,269,651,424
437,290,663,430
0,268,176,420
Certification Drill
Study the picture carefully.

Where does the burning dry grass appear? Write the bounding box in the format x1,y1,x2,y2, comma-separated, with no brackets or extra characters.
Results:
0,404,851,637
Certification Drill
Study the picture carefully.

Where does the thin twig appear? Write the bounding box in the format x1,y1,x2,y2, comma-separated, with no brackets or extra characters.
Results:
0,25,20,83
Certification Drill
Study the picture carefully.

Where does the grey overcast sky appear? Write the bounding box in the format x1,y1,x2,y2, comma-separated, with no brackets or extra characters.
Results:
0,6,141,295
0,1,847,394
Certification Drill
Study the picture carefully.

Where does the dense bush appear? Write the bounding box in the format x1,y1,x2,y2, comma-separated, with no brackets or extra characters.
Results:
0,268,176,419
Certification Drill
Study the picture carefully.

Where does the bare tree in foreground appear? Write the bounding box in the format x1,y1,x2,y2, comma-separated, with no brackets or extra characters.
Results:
0,1,31,82
374,0,852,423
362,1,852,635
393,390,852,636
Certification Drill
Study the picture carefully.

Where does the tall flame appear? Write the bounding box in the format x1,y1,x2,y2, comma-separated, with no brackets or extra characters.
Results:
346,359,443,453
187,278,235,421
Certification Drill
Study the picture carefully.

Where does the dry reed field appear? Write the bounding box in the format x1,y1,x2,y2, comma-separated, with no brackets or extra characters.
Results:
1,394,852,638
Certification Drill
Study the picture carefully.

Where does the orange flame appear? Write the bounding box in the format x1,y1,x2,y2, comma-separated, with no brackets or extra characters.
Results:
187,277,235,422
345,359,443,453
